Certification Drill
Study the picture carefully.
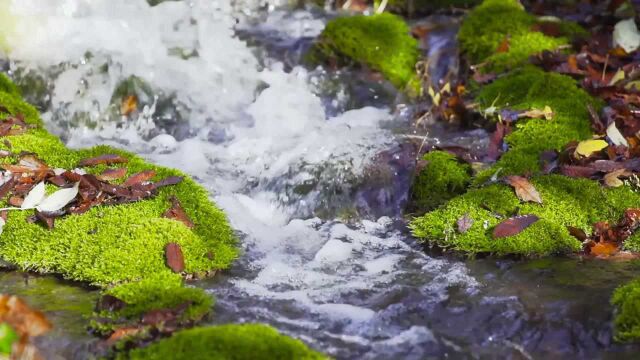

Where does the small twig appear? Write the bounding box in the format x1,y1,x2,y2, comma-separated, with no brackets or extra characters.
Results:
375,0,388,13
602,53,610,82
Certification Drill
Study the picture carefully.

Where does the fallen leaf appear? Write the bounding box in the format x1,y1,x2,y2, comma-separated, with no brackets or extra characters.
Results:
0,295,52,338
506,176,543,204
154,176,184,189
613,18,640,53
106,327,144,346
36,183,79,213
34,211,55,230
96,295,126,312
163,196,194,228
560,165,600,178
519,106,554,120
21,182,45,209
165,243,185,273
120,95,138,116
457,213,473,233
567,226,588,241
496,35,510,53
604,168,631,187
123,170,156,187
493,215,539,238
590,241,619,256
141,309,177,326
78,154,128,167
606,122,629,147
97,168,128,182
574,139,608,158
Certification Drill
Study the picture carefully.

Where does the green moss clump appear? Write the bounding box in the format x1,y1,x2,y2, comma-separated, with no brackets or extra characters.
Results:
410,151,471,213
92,273,212,334
458,0,581,71
310,13,420,91
410,175,640,256
0,76,237,334
612,279,640,341
474,66,600,182
124,324,326,360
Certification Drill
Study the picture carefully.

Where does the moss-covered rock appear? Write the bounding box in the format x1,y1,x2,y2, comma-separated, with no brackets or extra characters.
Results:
410,175,640,256
309,13,420,92
474,66,600,182
410,151,471,213
612,279,640,341
124,324,326,360
458,0,583,71
0,72,236,335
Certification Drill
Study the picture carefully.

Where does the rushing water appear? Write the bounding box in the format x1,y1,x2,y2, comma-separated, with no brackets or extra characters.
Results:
1,1,640,359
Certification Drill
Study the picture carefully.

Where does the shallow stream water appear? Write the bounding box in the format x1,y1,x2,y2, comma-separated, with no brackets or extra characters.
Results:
1,1,640,359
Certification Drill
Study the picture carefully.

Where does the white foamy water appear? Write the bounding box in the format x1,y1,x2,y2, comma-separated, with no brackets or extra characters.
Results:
0,1,481,357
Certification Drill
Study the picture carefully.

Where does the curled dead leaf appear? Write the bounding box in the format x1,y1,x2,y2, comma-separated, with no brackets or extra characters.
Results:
505,176,542,204
123,170,156,187
604,168,632,187
493,215,539,239
165,243,185,273
163,196,194,228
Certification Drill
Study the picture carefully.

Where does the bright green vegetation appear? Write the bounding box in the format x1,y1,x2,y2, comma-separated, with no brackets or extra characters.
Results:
474,66,600,183
410,151,471,213
612,279,640,341
0,73,236,330
458,0,583,71
124,324,327,360
0,323,17,355
309,13,420,92
92,273,212,335
410,175,640,256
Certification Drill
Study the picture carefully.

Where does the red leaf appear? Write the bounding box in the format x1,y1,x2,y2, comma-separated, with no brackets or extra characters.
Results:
123,170,156,187
560,165,600,178
493,215,539,238
165,243,185,273
78,154,128,167
163,196,194,228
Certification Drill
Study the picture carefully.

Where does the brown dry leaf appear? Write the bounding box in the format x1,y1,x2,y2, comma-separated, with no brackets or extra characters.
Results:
163,196,194,228
97,168,128,182
567,226,587,241
505,176,543,204
591,242,619,256
603,168,632,187
78,154,128,167
154,176,184,189
165,243,185,273
120,95,138,116
0,295,52,338
493,215,539,238
519,106,554,120
122,170,156,187
106,327,144,346
457,213,473,234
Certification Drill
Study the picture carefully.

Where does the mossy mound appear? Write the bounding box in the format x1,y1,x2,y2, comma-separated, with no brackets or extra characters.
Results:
124,324,327,360
458,0,583,71
410,151,471,213
612,279,640,342
474,66,600,182
309,13,420,92
410,174,640,256
0,73,236,331
92,273,212,335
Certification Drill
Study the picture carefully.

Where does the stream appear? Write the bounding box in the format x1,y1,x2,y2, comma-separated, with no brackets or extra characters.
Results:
1,1,640,359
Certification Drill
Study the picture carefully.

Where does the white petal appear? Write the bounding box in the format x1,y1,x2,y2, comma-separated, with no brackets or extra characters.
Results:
36,183,79,213
21,182,46,209
613,19,640,53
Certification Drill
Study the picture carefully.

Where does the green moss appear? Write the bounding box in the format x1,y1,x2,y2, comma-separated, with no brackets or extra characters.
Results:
474,66,600,182
0,74,19,97
0,79,237,333
124,324,326,360
410,151,471,213
92,273,212,335
458,0,581,71
310,13,420,91
410,175,640,256
612,279,640,341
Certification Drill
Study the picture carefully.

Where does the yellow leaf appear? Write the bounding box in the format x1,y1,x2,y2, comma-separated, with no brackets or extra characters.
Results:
519,105,554,120
574,139,608,158
609,69,626,85
441,82,451,94
120,95,138,116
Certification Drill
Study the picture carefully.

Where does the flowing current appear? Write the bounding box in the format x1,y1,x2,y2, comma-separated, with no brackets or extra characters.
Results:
1,1,640,359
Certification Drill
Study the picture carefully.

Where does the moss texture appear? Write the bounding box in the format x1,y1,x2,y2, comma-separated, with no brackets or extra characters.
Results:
612,279,640,342
124,324,326,360
474,66,600,182
410,151,471,213
458,0,583,71
410,175,640,256
0,73,236,328
309,13,420,91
